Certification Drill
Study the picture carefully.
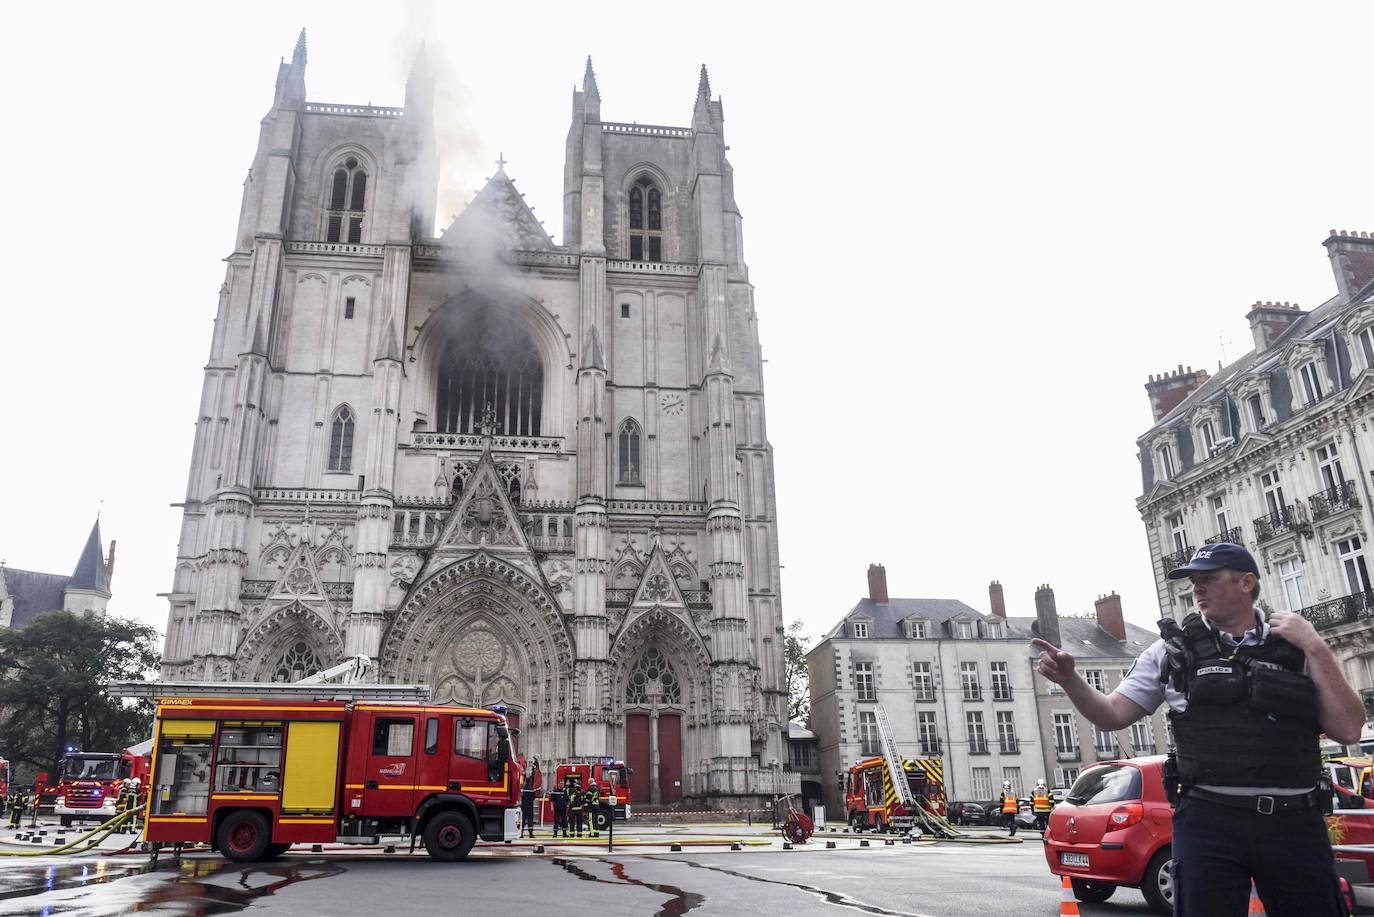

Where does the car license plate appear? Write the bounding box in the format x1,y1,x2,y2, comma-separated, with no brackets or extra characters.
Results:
1060,852,1089,867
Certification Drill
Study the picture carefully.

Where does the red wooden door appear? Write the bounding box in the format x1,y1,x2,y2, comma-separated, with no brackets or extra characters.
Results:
626,714,650,804
657,714,682,803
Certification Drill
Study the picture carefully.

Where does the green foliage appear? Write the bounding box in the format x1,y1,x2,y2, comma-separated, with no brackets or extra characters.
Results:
0,611,160,781
784,619,811,728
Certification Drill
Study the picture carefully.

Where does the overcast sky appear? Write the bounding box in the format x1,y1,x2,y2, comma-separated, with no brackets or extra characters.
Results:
2,1,1371,649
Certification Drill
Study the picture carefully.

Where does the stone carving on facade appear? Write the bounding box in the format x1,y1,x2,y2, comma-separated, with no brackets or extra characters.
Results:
389,553,421,586
433,626,523,707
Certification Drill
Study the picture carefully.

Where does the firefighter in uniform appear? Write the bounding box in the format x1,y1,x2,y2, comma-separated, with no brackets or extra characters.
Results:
550,782,569,838
1030,780,1053,833
1034,543,1363,917
584,781,603,838
116,778,141,833
568,778,586,837
6,786,27,829
520,771,537,839
999,781,1019,836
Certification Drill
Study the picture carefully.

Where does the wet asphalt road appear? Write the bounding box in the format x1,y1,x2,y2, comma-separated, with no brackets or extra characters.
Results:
0,838,1159,916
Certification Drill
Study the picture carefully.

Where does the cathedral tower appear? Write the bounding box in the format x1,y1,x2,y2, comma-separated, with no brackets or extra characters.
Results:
163,39,788,805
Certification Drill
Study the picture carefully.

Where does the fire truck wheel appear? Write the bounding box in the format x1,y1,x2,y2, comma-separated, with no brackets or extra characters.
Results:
217,811,271,862
422,810,476,861
59,816,72,828
872,814,885,834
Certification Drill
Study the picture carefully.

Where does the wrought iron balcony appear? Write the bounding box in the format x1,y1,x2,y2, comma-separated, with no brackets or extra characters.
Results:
1205,526,1243,545
1254,507,1294,541
1310,480,1360,521
1161,545,1194,574
1299,590,1374,631
1056,747,1080,762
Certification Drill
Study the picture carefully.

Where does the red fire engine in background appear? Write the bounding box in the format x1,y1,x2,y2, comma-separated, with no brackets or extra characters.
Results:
538,760,631,830
54,743,152,827
112,679,521,862
845,755,947,832
0,757,9,800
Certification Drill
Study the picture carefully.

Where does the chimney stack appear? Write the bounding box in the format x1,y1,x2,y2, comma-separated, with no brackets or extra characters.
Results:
1245,301,1306,352
867,564,889,604
1324,231,1374,302
1033,584,1061,648
1094,591,1126,642
105,540,117,582
1144,365,1210,423
989,580,1006,618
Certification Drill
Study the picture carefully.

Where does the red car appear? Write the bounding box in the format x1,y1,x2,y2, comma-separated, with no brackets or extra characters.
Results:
1043,756,1174,913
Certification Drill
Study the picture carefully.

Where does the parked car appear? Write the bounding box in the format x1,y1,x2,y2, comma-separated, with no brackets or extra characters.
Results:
948,801,987,826
1043,756,1173,914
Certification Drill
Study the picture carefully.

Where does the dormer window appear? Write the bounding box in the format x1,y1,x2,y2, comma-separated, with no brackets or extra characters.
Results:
1298,361,1325,406
1246,394,1266,431
628,175,663,262
985,619,1002,639
325,156,368,244
1156,443,1176,480
1357,324,1374,371
907,620,928,639
1197,419,1216,456
955,620,973,640
851,621,869,639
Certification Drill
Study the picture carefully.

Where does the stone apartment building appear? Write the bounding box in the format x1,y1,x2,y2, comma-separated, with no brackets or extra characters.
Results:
1137,231,1374,705
158,33,789,806
808,567,1164,814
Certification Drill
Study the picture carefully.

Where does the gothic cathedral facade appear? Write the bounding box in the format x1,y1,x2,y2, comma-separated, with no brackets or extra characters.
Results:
160,35,789,804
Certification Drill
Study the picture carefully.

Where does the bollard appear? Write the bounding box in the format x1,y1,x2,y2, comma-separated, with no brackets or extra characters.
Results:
384,845,396,854
885,839,894,846
534,845,545,854
859,839,870,847
782,841,793,850
730,843,742,851
901,836,912,845
670,843,682,852
825,840,836,849
311,844,323,853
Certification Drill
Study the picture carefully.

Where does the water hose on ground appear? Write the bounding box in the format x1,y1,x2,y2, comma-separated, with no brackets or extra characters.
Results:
0,806,144,857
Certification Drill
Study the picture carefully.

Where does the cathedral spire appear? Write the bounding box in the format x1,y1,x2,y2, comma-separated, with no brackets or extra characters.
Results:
583,56,600,100
696,64,711,102
292,28,307,68
408,41,429,84
692,64,714,130
274,28,308,108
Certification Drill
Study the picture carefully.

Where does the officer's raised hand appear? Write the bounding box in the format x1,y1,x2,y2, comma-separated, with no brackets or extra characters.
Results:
1032,638,1075,685
1267,610,1323,653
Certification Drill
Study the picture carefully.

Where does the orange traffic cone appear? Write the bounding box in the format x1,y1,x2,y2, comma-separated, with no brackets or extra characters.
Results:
1059,874,1081,916
1247,881,1266,915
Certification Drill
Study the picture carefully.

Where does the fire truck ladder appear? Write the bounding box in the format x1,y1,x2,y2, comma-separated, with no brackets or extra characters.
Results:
873,703,962,839
108,680,431,703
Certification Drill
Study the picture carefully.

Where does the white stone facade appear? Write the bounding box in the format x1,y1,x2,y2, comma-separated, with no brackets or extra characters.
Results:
160,38,787,804
1138,232,1374,707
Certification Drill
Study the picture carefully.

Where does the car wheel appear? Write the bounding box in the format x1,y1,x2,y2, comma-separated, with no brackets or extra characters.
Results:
872,814,884,834
422,810,476,862
216,811,270,863
1071,879,1116,903
1141,848,1173,915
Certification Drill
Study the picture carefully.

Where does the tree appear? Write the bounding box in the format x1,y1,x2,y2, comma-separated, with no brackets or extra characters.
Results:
0,611,160,781
784,618,812,728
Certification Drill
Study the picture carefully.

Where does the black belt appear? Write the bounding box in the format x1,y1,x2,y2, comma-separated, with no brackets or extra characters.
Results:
1182,786,1320,814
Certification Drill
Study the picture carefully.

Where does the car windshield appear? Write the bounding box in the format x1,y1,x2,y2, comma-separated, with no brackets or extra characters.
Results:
1066,764,1141,806
66,757,119,781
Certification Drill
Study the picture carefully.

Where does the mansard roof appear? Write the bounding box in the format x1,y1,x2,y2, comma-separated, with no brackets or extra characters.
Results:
439,168,554,252
0,568,69,627
823,596,988,640
1006,615,1157,659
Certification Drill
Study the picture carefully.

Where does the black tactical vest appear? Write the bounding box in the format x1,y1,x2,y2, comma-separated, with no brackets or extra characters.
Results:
1161,612,1321,788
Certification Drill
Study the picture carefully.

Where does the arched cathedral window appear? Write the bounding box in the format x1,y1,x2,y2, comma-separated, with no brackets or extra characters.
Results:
325,157,368,244
329,406,355,472
618,419,642,484
271,640,323,682
435,314,543,436
628,175,663,263
626,647,681,705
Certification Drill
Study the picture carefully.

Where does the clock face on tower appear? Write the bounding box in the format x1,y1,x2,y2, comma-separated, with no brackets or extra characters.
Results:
660,394,685,416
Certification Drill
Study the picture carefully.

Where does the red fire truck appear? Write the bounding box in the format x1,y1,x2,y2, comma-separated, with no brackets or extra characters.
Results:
123,682,520,862
540,760,632,829
54,743,152,827
0,757,9,800
844,755,946,832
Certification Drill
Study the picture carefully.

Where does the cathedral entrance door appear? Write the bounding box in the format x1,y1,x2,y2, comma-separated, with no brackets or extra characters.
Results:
626,714,651,805
657,714,682,803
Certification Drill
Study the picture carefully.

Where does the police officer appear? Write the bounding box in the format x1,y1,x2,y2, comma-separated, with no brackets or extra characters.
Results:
568,777,586,837
999,781,1019,836
1030,780,1052,833
550,781,569,838
584,781,603,838
1033,542,1363,916
6,786,27,830
520,772,537,839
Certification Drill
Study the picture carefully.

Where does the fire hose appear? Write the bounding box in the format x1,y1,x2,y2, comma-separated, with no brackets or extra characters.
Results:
0,805,145,857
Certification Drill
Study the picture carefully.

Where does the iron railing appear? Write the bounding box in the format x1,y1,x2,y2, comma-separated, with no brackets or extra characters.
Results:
1161,545,1194,574
1310,480,1360,521
1299,590,1374,631
1205,526,1243,545
1056,747,1080,762
1254,507,1294,541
